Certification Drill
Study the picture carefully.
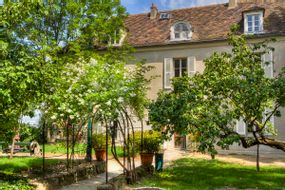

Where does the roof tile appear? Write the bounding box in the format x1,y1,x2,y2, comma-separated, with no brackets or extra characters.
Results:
125,2,285,47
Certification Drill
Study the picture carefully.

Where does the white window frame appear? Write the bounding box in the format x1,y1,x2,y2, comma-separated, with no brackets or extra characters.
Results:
170,22,192,41
244,11,264,34
164,56,195,89
110,29,126,47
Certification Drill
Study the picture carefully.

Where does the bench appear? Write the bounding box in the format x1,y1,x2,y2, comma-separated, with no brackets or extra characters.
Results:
0,141,41,155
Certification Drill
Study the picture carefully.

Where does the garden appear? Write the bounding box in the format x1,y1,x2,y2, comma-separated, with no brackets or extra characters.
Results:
134,158,285,190
1,1,285,190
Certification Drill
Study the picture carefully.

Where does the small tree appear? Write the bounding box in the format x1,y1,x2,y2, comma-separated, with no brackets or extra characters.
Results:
149,27,285,166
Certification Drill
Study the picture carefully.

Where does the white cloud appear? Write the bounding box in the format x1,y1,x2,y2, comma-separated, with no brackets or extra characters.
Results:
159,0,228,9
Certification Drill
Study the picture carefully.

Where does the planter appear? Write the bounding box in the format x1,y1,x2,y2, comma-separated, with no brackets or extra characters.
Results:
140,153,154,166
95,149,106,161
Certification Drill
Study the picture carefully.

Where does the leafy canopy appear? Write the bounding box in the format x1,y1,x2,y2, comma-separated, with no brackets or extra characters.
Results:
149,27,285,154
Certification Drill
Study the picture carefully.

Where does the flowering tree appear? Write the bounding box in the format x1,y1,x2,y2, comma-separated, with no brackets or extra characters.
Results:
149,28,285,160
0,0,126,157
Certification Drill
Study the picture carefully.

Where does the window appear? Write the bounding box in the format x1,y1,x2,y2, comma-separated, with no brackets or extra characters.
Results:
110,29,126,46
244,11,263,34
171,22,192,41
160,12,170,20
164,57,195,89
174,58,187,77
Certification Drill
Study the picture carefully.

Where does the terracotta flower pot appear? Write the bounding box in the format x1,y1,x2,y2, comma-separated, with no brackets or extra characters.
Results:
140,153,154,166
95,149,106,161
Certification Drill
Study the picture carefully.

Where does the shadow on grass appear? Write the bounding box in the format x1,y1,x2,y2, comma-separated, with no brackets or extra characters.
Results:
141,158,285,190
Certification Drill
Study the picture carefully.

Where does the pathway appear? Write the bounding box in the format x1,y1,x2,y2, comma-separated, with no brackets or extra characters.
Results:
60,149,188,190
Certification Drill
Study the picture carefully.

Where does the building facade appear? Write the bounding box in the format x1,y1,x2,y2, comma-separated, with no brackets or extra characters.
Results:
125,0,285,154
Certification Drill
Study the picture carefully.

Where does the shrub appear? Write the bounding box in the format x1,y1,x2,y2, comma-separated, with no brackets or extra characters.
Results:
92,133,110,150
132,130,163,154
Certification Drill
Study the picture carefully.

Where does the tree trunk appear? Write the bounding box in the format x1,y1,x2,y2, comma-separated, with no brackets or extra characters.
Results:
240,136,285,152
9,135,16,159
256,144,260,172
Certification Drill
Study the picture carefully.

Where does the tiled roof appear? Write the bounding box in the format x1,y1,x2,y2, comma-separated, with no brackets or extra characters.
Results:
125,2,285,47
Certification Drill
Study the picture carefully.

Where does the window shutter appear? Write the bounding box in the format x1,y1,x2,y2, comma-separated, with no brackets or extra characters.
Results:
262,108,274,135
187,57,195,76
236,118,246,135
262,51,273,78
164,58,173,89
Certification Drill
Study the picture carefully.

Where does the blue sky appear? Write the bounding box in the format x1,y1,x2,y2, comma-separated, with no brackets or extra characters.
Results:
121,0,229,14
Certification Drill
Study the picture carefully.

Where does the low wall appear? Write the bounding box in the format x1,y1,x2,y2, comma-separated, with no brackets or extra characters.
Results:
43,161,105,190
97,165,154,190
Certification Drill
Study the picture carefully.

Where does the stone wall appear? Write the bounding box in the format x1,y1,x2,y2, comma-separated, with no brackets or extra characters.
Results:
43,161,105,190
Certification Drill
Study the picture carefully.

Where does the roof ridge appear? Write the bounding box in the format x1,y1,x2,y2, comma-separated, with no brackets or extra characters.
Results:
159,3,228,12
128,3,228,16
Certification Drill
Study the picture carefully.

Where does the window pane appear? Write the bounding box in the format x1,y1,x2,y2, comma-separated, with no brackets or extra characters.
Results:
175,33,180,39
182,24,189,31
182,59,187,76
174,68,180,77
248,26,253,32
174,59,180,68
174,60,180,77
247,15,253,22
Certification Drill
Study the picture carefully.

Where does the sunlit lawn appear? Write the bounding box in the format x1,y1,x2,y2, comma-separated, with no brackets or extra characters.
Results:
136,158,285,190
42,143,125,157
0,143,125,174
0,157,62,174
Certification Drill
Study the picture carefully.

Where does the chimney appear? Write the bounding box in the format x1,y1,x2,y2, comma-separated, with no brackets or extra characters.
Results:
150,3,158,19
228,0,238,9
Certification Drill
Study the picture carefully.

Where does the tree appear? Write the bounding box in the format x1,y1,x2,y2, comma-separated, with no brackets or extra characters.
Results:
0,0,127,157
149,27,285,160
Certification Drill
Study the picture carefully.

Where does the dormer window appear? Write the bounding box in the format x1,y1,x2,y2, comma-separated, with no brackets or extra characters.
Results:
160,12,170,20
244,11,263,34
110,29,126,47
171,22,192,41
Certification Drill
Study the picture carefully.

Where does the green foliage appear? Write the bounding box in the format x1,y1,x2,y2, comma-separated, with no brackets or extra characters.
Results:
92,133,110,150
136,158,285,190
149,27,285,154
132,130,163,154
0,0,129,144
0,181,35,190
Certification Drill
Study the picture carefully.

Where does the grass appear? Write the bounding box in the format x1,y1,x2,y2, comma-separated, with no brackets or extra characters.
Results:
136,158,285,190
41,143,125,157
0,157,62,174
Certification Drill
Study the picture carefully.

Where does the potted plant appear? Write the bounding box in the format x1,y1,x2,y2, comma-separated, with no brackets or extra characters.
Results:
92,133,108,161
134,130,162,166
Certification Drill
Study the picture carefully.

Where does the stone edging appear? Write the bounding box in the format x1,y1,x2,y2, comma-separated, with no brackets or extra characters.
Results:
41,161,106,190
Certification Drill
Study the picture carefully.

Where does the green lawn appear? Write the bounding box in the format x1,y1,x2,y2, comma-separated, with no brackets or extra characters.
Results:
42,143,125,157
136,158,285,190
0,157,62,174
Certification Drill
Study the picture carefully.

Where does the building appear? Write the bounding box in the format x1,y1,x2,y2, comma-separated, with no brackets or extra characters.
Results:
124,0,285,154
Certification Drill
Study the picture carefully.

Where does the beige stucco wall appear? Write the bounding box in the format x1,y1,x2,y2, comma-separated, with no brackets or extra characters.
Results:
129,36,285,150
